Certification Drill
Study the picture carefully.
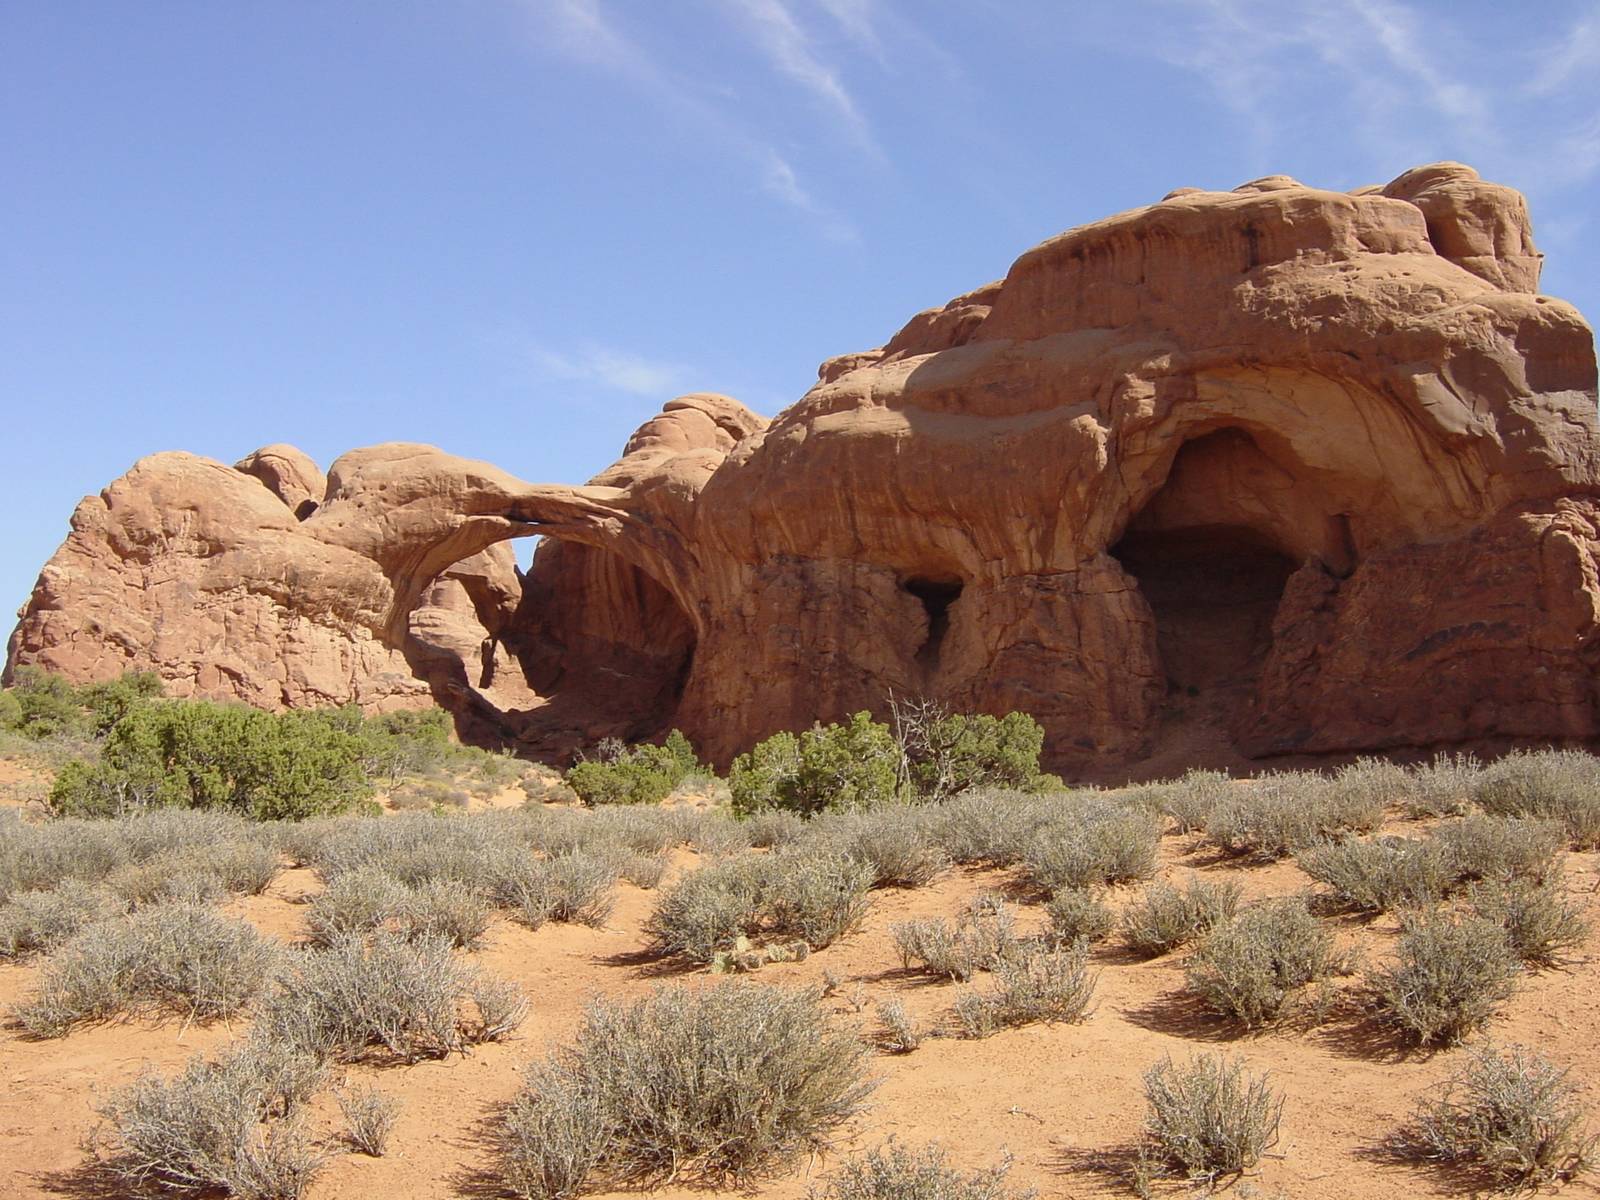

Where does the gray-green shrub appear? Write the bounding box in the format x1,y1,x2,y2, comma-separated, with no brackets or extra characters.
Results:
1120,878,1241,957
818,1142,1032,1200
952,942,1096,1037
1045,888,1115,945
494,982,873,1194
1185,899,1336,1027
1139,1053,1282,1185
1473,750,1600,848
1298,835,1453,913
1396,1044,1595,1189
1467,875,1589,967
1368,912,1520,1045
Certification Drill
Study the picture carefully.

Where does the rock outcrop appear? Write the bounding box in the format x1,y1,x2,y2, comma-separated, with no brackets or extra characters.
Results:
9,163,1599,774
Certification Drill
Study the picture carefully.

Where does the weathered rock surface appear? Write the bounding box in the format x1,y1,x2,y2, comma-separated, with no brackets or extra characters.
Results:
9,163,1599,773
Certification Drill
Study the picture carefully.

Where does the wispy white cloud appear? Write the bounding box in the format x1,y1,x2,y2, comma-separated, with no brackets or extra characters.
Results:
1527,13,1600,96
718,0,879,155
514,0,859,236
527,342,691,397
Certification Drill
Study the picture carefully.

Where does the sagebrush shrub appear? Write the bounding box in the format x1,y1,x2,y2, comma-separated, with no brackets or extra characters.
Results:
1139,1053,1282,1184
645,856,767,962
1368,912,1519,1045
953,942,1095,1037
1473,750,1600,848
253,932,524,1063
338,1083,399,1157
1402,752,1481,818
305,866,408,946
1205,772,1383,858
495,982,873,1195
400,878,493,949
876,999,924,1054
924,790,1047,866
13,905,277,1037
0,879,125,958
764,849,874,948
1021,807,1160,892
816,809,950,888
95,1039,328,1200
1397,1044,1595,1189
1185,899,1336,1027
1467,875,1589,967
1045,888,1115,944
893,898,1019,982
1120,878,1241,957
1298,835,1453,913
1147,769,1235,834
819,1142,1032,1200
1432,814,1565,885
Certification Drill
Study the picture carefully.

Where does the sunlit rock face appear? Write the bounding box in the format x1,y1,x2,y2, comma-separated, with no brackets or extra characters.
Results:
10,164,1600,773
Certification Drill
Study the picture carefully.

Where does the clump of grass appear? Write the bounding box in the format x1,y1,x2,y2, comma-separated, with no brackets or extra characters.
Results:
1022,808,1160,892
893,898,1019,982
876,999,923,1054
338,1083,400,1156
494,982,873,1197
1298,835,1453,914
1394,1044,1595,1190
1137,1053,1282,1187
13,905,277,1038
1467,875,1589,967
1121,878,1241,957
93,1039,328,1200
1432,815,1565,885
1044,888,1115,945
1185,899,1337,1027
952,943,1095,1038
1368,912,1519,1045
253,931,525,1063
0,880,126,959
818,1142,1033,1200
1473,750,1600,848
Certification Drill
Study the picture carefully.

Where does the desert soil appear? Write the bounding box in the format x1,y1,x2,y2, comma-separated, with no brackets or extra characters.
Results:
3,823,1600,1199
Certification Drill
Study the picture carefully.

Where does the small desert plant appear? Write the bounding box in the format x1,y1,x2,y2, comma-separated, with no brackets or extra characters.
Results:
1045,888,1115,944
305,866,408,945
764,850,874,948
1138,1053,1282,1185
13,905,276,1037
615,850,669,889
1185,899,1337,1027
1120,878,1241,957
494,981,874,1196
1298,835,1454,913
952,942,1095,1037
645,856,768,963
1433,814,1565,885
509,852,620,930
253,932,525,1063
1151,768,1235,834
1394,1044,1595,1190
818,1142,1033,1200
1368,912,1520,1045
743,808,805,849
893,899,1019,982
1402,752,1481,818
400,878,493,949
565,730,703,807
1473,749,1600,848
0,879,126,958
1021,807,1161,892
1467,875,1590,967
824,809,951,888
876,999,924,1053
93,1038,328,1199
338,1083,400,1156
1205,772,1383,858
924,789,1047,867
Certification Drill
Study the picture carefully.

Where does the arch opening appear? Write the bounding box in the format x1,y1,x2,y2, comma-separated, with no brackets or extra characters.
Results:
903,576,964,671
1111,428,1309,742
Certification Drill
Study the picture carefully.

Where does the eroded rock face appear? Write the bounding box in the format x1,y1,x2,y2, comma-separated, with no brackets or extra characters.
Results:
9,163,1599,773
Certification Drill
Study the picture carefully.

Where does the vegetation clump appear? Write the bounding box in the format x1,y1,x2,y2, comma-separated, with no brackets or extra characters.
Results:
1137,1053,1283,1187
1184,899,1337,1027
1367,911,1520,1045
1120,878,1241,957
729,712,905,817
818,1142,1033,1200
951,942,1096,1037
1394,1044,1595,1190
565,730,703,806
494,982,873,1197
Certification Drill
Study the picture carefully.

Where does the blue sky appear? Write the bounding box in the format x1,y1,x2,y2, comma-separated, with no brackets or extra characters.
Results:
3,1,1598,618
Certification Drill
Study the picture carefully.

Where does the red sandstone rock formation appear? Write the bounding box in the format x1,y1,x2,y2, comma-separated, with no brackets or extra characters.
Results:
8,163,1598,773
